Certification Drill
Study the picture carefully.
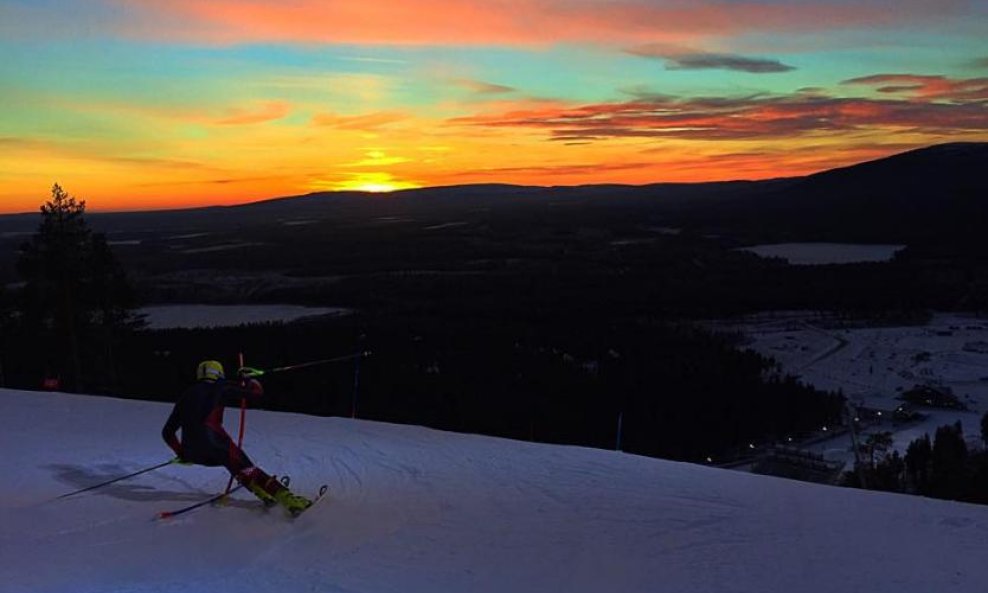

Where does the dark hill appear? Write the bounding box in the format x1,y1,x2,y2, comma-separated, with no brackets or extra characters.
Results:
695,142,988,244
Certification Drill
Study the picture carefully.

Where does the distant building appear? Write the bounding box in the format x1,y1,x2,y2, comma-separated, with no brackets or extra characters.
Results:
752,446,845,484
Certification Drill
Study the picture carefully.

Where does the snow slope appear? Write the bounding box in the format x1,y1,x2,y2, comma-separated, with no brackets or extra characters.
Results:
3,388,988,593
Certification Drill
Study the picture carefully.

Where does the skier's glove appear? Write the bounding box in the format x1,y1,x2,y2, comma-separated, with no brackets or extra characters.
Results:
171,456,194,466
246,378,264,397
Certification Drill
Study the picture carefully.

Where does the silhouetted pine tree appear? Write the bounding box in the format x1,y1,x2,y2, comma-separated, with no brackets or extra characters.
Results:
905,434,933,495
15,184,143,392
931,421,968,500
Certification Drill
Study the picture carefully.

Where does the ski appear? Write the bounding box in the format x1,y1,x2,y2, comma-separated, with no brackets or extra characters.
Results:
154,478,325,520
288,484,329,518
155,483,245,520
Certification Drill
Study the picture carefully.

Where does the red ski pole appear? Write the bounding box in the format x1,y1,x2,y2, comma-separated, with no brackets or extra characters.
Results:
224,351,248,496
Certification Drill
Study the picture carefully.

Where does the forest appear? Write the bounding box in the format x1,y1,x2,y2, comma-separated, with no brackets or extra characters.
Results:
0,184,857,466
1,171,985,467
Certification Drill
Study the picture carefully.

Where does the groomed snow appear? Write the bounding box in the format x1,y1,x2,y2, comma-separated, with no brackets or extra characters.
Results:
3,388,988,593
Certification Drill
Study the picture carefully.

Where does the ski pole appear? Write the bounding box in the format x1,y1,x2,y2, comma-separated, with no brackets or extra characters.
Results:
54,458,177,500
238,351,372,378
157,483,247,520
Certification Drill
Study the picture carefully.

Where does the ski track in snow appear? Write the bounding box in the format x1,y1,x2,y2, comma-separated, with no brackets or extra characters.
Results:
4,388,988,592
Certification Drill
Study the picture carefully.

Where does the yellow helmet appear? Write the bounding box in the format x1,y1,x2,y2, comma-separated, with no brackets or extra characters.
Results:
196,360,225,381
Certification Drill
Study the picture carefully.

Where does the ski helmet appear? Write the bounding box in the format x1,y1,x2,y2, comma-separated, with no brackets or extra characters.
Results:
196,360,225,381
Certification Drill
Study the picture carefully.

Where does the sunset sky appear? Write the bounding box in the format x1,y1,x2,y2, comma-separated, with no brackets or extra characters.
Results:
1,0,987,212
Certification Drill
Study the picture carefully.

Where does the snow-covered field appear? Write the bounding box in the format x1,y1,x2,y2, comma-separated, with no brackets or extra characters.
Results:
730,312,988,460
139,304,348,329
4,388,988,593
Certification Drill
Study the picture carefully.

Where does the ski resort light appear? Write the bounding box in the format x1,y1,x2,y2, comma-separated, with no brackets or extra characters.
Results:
822,426,829,432
706,457,713,463
748,443,755,449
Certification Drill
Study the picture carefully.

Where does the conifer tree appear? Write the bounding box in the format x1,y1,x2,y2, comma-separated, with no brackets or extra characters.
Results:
16,184,143,392
931,421,968,500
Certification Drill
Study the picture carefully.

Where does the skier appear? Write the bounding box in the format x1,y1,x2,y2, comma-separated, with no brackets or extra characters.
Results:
161,360,312,514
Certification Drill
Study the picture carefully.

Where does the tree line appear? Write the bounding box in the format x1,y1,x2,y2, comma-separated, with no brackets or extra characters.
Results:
846,416,988,505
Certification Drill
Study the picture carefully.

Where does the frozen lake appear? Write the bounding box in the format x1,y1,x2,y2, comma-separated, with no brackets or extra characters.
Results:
139,304,349,329
741,243,905,265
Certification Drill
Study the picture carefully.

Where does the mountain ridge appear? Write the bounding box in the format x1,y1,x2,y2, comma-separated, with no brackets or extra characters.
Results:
1,142,985,246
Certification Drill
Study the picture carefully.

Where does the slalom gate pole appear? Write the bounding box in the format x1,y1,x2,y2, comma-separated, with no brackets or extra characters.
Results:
224,351,248,496
268,351,371,375
239,351,372,378
55,459,176,500
351,336,365,419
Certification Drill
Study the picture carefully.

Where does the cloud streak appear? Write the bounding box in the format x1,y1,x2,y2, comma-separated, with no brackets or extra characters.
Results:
843,74,988,101
311,111,409,130
214,101,291,125
448,78,517,94
450,76,988,141
627,45,795,73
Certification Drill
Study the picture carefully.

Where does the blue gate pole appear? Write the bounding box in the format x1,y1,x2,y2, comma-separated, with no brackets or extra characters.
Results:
616,410,624,452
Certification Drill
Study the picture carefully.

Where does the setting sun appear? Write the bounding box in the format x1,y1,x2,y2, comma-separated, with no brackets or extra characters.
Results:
354,183,400,193
325,172,420,194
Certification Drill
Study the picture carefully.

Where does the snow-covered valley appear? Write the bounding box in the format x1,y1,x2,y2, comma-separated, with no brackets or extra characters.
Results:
731,312,988,463
3,387,988,593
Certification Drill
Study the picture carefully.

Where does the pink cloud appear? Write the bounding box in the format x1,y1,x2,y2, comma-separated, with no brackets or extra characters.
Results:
449,79,988,141
843,74,988,102
117,0,957,46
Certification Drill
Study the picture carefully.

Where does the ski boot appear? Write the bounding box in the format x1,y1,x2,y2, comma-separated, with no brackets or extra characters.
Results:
273,489,313,517
235,467,281,508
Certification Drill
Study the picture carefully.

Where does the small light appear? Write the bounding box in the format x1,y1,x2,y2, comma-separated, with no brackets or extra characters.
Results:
706,457,713,463
822,426,828,432
877,411,883,416
749,443,755,449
